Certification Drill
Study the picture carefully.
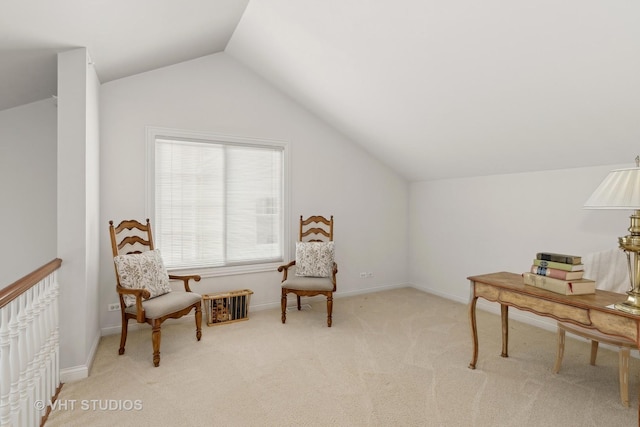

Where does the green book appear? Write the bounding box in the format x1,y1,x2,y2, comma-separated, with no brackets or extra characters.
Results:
536,252,582,265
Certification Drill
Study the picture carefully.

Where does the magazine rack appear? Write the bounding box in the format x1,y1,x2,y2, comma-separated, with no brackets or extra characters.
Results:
203,289,253,326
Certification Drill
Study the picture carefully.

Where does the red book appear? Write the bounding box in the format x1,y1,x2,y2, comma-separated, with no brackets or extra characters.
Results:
530,265,584,280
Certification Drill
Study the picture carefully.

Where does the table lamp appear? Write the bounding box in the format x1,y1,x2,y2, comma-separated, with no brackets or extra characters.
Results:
584,156,640,314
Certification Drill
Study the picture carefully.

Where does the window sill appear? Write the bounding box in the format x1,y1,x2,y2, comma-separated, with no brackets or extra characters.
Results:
168,261,286,279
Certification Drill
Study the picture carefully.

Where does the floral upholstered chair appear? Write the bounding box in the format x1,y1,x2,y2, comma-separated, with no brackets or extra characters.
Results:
109,219,202,367
278,215,338,327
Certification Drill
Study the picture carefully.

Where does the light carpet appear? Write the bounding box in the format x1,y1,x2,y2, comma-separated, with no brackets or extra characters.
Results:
46,288,638,426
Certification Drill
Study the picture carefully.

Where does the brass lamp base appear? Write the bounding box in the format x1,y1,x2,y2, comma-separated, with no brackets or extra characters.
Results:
614,291,640,315
616,217,640,315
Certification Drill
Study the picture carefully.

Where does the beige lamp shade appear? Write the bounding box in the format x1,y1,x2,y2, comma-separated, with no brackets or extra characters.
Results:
584,167,640,210
584,161,640,314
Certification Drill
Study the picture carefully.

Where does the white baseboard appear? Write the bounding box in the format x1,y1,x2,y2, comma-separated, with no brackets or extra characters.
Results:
410,282,638,356
100,283,410,335
410,282,558,332
335,281,409,298
60,365,89,383
60,329,101,383
252,281,409,311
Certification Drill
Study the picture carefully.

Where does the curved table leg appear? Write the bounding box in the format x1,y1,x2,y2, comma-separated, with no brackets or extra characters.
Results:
501,304,509,358
469,295,479,369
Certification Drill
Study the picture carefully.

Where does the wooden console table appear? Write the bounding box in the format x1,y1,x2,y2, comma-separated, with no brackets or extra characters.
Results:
468,272,640,423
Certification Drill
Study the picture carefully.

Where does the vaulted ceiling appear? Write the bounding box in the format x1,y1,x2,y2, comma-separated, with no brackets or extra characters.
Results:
2,1,639,181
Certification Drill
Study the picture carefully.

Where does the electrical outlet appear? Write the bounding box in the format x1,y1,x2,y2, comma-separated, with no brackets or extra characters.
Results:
107,303,120,312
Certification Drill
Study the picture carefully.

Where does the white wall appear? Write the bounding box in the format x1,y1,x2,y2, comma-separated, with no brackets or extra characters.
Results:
99,52,409,332
3,45,630,377
57,48,101,378
85,50,101,373
409,164,631,329
0,99,57,287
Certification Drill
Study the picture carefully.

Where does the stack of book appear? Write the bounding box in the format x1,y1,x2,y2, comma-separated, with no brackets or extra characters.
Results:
523,252,596,295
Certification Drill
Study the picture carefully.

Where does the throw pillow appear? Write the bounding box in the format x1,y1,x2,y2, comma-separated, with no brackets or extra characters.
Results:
295,241,335,277
113,249,172,307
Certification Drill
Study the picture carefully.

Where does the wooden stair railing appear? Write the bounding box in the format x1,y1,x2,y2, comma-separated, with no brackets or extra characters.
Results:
0,258,63,427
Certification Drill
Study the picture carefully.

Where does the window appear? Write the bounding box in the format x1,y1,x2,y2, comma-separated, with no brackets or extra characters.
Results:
146,127,289,275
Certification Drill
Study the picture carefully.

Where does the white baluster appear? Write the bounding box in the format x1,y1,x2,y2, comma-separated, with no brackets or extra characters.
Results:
51,273,60,394
39,280,49,423
24,287,36,427
9,299,21,426
41,277,53,407
17,293,29,427
0,306,11,426
33,282,44,423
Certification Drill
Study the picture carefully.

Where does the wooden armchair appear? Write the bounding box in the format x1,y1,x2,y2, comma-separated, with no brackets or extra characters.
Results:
553,322,634,406
552,249,634,406
109,219,202,367
278,215,338,327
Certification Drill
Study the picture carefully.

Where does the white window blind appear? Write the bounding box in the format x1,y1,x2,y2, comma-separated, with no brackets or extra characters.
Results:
149,129,286,271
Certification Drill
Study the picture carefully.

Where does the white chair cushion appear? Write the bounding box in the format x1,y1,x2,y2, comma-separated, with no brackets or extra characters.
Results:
295,241,334,277
284,266,334,291
124,291,202,319
114,249,172,307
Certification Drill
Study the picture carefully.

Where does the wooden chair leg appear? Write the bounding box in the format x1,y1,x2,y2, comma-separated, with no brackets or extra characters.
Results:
119,317,129,355
589,340,599,366
553,327,565,374
195,304,202,341
152,322,161,367
327,293,333,327
297,295,302,310
620,347,630,407
281,289,287,324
